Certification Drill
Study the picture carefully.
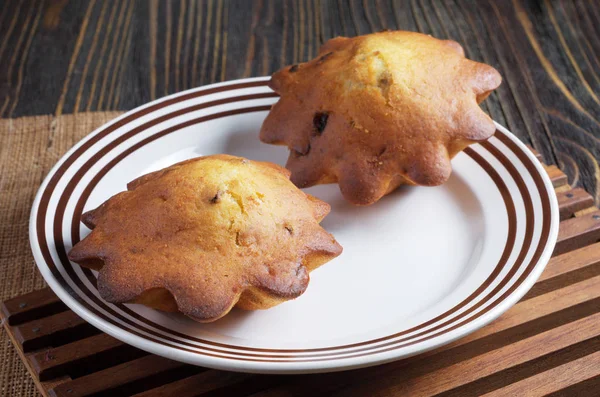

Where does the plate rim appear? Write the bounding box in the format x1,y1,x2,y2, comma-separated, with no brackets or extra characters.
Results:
29,77,559,373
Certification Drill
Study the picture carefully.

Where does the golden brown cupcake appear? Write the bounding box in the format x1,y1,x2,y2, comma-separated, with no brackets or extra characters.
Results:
68,155,342,322
260,30,502,205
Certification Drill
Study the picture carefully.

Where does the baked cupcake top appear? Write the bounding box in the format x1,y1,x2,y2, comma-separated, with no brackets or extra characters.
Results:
260,30,502,205
68,155,342,322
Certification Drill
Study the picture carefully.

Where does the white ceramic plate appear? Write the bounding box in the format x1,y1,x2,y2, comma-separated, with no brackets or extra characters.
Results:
30,77,559,374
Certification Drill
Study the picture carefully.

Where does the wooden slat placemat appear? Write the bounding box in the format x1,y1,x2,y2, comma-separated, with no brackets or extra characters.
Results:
1,141,599,396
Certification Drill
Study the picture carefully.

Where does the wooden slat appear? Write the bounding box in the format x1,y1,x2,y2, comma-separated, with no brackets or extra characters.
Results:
554,184,571,193
2,318,70,397
557,188,595,221
539,242,600,282
525,242,600,300
481,350,600,397
576,207,600,217
545,165,568,188
1,288,66,326
132,370,252,397
49,355,187,397
12,310,98,352
29,333,135,381
330,312,600,396
555,210,600,256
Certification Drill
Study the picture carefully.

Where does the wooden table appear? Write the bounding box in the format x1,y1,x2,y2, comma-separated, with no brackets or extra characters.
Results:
1,1,600,396
1,0,600,203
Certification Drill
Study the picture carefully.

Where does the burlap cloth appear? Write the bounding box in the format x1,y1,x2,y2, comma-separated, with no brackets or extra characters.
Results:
0,112,123,396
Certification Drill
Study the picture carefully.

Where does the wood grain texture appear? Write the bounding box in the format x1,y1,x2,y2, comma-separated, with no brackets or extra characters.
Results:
48,355,193,397
0,1,599,203
1,288,65,327
556,187,595,220
28,333,133,381
12,310,94,353
480,350,600,397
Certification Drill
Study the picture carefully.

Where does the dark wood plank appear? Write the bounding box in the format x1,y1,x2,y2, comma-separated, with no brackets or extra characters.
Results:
1,0,600,203
557,188,595,220
555,210,600,256
541,241,600,282
1,287,66,326
487,0,600,201
12,310,99,352
29,332,141,381
2,318,70,397
48,354,192,397
470,0,557,163
545,374,600,397
524,242,600,300
132,370,252,397
480,350,600,397
133,370,292,397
